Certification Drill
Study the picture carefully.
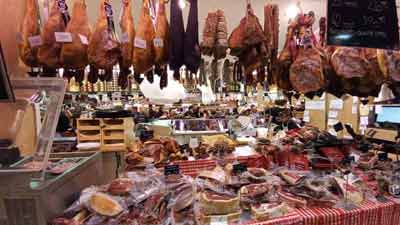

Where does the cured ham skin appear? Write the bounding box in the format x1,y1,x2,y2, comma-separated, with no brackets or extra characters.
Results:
88,0,121,71
154,0,169,67
60,0,91,81
132,0,156,77
38,0,67,70
18,0,41,69
119,0,135,89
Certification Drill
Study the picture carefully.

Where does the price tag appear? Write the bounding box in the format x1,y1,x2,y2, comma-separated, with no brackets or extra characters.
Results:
330,99,343,110
121,32,130,43
153,38,164,47
210,215,228,225
28,35,42,47
55,32,72,43
134,38,146,49
328,111,338,118
79,34,89,45
164,164,180,176
233,163,247,174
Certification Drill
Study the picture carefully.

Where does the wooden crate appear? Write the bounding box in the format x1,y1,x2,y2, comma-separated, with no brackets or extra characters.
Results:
76,118,134,151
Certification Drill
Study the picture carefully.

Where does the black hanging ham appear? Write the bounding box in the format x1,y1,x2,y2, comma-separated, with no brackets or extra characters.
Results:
169,0,185,80
184,0,201,75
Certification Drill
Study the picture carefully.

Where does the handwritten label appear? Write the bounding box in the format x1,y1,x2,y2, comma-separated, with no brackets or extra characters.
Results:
210,215,228,225
79,34,88,45
153,38,163,47
28,35,42,47
327,0,399,49
55,32,72,43
121,32,129,43
134,38,146,49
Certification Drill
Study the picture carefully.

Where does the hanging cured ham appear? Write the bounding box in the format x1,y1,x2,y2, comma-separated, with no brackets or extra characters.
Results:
355,49,385,97
331,47,369,79
377,50,400,82
331,47,385,97
289,12,325,94
264,4,279,86
184,0,201,75
38,0,69,75
275,19,297,91
317,17,344,98
133,0,156,80
153,0,169,88
88,0,120,82
169,0,185,80
118,0,135,89
200,12,218,56
377,49,400,97
154,0,169,68
60,0,91,82
18,0,41,72
228,3,268,86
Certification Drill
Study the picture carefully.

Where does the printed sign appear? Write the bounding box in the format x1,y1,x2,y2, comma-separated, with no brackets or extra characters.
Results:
327,0,400,49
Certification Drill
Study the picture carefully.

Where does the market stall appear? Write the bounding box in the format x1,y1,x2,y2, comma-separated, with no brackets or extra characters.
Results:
1,0,400,224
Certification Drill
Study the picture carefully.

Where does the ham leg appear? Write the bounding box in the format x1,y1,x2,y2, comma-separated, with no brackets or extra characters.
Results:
18,0,41,70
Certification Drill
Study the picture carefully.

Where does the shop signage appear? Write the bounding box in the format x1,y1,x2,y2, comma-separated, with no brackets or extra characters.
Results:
0,44,14,102
327,0,400,49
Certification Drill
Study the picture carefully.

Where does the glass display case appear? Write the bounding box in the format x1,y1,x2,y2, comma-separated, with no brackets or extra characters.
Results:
0,78,105,225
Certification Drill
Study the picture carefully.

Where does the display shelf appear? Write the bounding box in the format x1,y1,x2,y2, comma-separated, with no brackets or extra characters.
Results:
76,117,133,151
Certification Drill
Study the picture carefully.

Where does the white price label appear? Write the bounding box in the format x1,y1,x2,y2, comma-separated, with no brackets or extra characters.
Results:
121,32,130,44
134,38,146,49
330,99,343,110
305,100,325,110
210,215,228,225
78,34,89,45
28,35,42,47
153,38,164,47
328,118,339,126
328,111,338,118
55,32,73,43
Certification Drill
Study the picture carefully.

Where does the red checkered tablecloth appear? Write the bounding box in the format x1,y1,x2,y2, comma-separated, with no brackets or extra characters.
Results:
238,197,400,225
295,198,400,225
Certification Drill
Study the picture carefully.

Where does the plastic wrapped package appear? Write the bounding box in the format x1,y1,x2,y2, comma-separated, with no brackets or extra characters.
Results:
166,175,197,225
